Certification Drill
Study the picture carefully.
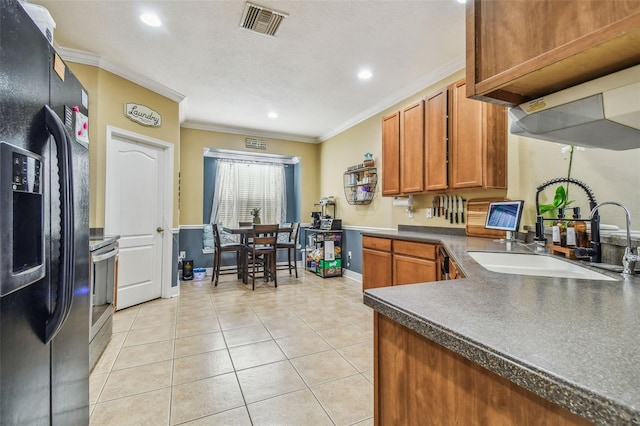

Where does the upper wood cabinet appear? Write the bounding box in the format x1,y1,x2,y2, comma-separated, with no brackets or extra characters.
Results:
400,101,425,193
381,112,400,196
424,88,448,191
381,101,427,195
466,0,640,106
381,79,507,195
450,79,507,190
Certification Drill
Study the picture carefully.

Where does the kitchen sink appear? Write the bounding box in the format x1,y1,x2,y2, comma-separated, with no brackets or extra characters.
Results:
467,251,616,281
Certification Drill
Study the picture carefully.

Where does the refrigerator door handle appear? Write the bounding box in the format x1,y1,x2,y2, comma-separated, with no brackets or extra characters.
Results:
43,105,76,344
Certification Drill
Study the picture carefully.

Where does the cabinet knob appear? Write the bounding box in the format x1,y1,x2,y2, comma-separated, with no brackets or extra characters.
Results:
157,227,164,233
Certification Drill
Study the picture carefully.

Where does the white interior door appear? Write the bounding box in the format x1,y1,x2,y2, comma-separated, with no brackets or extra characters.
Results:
106,132,166,310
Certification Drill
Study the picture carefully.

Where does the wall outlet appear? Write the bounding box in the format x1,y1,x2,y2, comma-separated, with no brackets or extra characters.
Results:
426,208,432,218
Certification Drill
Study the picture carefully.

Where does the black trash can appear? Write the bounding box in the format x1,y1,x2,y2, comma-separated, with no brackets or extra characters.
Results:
182,260,194,280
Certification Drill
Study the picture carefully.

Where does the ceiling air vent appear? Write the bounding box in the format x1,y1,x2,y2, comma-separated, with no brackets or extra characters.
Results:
240,2,288,37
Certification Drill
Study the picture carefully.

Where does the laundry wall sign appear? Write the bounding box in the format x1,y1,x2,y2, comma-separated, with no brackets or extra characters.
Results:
124,103,162,127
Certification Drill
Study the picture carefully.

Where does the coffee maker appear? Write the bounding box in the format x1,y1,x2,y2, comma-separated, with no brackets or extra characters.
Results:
310,211,322,229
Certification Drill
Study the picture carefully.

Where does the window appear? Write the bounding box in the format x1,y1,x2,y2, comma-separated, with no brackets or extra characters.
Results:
210,160,286,227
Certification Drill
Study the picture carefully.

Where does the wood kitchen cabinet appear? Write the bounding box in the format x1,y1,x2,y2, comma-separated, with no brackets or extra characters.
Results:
400,101,424,193
423,88,448,191
392,240,437,285
466,0,640,106
362,236,438,291
362,237,392,291
382,79,506,195
381,101,426,196
450,79,507,190
374,313,593,426
381,112,400,196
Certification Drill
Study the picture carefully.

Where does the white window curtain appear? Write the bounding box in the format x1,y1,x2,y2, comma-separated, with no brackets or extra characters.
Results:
210,159,287,227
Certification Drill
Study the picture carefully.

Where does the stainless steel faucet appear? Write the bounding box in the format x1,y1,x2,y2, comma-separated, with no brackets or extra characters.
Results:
589,201,639,276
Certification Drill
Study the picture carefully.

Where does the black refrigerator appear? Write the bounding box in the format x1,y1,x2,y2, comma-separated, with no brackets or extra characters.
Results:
0,1,90,424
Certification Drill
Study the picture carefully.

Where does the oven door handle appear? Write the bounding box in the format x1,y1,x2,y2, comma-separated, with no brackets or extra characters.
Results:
92,247,119,263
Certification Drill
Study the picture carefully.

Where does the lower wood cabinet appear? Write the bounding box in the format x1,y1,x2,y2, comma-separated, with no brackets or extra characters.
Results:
362,236,437,291
393,255,436,286
374,312,593,426
362,248,392,290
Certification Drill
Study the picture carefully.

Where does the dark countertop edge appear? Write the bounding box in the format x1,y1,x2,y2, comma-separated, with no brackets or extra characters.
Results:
359,228,640,425
363,292,638,425
89,235,120,252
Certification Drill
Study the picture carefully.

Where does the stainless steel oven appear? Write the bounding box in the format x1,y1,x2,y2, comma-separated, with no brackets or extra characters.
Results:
89,237,119,370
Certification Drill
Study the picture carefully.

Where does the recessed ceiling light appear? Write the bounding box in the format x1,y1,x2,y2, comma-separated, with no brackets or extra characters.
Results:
140,13,161,27
267,112,278,119
358,70,373,80
456,0,467,4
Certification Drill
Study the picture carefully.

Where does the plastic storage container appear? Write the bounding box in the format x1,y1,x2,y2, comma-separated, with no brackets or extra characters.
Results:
193,268,206,280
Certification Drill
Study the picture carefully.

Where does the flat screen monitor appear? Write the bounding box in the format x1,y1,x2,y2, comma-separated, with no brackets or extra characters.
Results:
485,200,525,232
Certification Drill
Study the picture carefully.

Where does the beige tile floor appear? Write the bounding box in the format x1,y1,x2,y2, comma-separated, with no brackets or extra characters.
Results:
89,268,374,425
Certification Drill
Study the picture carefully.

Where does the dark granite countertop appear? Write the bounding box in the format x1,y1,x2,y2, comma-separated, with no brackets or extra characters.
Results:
361,228,640,425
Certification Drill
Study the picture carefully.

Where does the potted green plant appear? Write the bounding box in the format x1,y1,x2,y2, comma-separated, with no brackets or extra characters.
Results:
538,145,584,215
251,207,261,224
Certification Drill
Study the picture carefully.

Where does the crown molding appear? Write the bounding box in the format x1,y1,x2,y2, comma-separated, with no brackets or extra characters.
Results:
56,46,186,104
56,45,464,143
318,55,466,142
181,121,319,144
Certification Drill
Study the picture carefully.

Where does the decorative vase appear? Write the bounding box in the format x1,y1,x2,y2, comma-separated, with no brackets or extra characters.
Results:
253,216,261,224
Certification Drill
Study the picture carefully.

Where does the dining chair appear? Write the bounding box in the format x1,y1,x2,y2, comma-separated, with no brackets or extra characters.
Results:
277,222,300,278
239,221,255,244
244,224,279,290
211,223,244,286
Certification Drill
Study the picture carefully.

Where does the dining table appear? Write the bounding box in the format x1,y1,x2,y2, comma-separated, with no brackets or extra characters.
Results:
222,224,293,284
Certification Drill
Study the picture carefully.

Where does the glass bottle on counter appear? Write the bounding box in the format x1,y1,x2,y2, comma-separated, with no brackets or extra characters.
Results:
573,207,589,248
552,212,560,245
555,208,568,247
566,216,577,248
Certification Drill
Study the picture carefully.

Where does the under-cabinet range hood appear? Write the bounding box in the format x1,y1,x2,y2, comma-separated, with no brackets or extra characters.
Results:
509,64,640,150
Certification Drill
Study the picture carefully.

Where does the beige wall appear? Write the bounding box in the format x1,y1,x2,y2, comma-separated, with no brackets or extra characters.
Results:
319,68,506,230
508,136,640,230
319,69,640,231
71,61,640,232
68,63,181,228
179,128,320,225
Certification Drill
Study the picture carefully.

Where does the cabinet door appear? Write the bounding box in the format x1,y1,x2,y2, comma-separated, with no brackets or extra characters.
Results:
424,88,448,191
393,255,436,286
450,79,484,189
363,249,392,291
400,101,425,193
466,0,640,106
382,112,400,196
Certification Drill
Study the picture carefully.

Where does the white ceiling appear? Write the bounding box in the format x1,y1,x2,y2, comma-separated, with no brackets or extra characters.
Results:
34,0,466,143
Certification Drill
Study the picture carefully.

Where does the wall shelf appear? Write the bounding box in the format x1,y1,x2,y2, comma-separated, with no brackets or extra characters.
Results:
343,167,377,205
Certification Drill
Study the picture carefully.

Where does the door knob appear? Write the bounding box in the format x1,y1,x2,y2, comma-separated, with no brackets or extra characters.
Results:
157,227,164,233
